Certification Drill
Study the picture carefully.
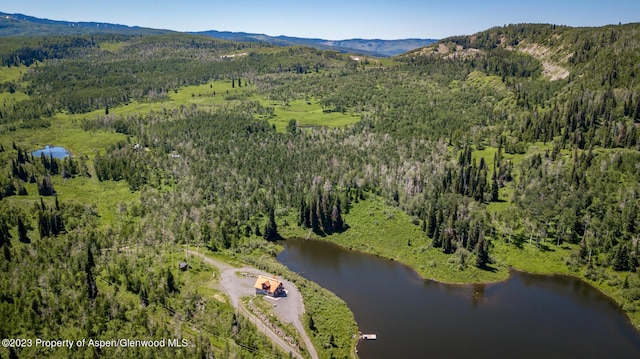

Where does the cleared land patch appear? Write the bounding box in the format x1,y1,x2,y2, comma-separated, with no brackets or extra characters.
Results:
268,99,361,132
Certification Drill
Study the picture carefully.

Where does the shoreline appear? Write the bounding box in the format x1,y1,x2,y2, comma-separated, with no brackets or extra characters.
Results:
284,235,640,332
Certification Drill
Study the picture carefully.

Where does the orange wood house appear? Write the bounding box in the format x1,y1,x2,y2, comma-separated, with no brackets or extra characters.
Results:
253,275,285,297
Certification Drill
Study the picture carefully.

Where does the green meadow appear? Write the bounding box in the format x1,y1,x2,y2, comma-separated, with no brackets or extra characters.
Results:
268,99,361,132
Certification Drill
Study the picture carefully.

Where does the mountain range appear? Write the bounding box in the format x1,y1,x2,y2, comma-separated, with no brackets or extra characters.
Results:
0,11,436,57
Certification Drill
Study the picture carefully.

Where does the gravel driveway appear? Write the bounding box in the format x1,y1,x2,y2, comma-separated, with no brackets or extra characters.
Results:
185,250,318,359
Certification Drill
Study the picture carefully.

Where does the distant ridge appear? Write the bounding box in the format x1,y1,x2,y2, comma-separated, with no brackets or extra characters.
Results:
0,11,436,57
191,30,438,57
0,12,173,36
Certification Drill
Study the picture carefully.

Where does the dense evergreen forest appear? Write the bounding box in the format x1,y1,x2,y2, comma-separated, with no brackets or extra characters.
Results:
1,22,640,358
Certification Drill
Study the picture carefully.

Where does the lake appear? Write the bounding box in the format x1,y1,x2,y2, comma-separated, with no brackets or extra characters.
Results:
31,145,70,159
277,238,640,359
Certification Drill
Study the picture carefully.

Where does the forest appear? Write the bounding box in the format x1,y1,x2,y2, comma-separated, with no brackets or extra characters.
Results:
1,22,640,358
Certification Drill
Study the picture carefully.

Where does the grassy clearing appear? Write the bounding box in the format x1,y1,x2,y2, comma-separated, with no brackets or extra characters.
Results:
168,81,251,107
14,117,126,158
267,99,361,132
491,240,577,275
0,65,27,83
0,90,29,104
279,194,509,283
98,41,128,52
3,176,136,228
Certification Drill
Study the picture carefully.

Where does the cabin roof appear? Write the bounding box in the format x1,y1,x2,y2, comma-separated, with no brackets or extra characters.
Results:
253,275,283,294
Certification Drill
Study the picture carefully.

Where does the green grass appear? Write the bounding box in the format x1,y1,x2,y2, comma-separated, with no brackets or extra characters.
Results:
267,99,361,132
15,116,126,158
2,176,137,238
491,240,577,275
0,90,29,104
0,65,27,83
279,193,510,283
98,41,128,52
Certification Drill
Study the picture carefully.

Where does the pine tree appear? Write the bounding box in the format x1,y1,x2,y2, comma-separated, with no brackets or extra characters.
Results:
86,265,98,303
0,222,10,247
87,247,95,269
310,200,320,232
263,205,279,241
166,268,178,294
427,207,437,238
491,164,499,202
38,211,50,238
38,176,55,196
17,217,29,243
17,182,27,196
3,244,10,261
308,314,317,332
613,244,630,271
140,287,149,307
475,235,489,268
298,199,307,227
221,228,231,249
331,198,345,232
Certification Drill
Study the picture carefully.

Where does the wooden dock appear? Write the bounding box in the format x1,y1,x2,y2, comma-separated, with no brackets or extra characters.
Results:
360,334,377,340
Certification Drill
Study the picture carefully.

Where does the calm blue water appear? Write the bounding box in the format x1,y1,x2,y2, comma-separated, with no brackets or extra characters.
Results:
31,145,70,159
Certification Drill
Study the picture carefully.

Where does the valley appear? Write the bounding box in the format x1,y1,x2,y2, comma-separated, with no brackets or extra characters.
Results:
0,15,639,359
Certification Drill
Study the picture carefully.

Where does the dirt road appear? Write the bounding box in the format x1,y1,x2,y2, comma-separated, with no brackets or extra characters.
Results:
185,250,318,359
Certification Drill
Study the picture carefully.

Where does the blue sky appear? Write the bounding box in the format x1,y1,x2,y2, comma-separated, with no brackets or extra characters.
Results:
2,0,639,39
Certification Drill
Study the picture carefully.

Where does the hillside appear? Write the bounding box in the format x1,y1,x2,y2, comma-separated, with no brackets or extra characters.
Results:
0,11,435,57
405,23,640,82
193,30,437,57
0,11,171,36
1,21,640,358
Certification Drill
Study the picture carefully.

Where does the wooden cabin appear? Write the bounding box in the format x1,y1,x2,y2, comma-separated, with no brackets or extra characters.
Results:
253,275,284,297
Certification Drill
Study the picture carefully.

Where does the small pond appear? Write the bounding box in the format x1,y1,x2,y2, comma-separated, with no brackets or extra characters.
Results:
31,145,70,159
277,238,640,359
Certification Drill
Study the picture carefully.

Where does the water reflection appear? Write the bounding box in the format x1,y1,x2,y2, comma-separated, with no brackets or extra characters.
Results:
471,283,486,307
277,238,640,359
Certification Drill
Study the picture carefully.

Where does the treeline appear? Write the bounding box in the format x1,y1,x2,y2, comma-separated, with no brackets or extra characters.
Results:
299,189,346,235
0,35,97,67
0,34,346,120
